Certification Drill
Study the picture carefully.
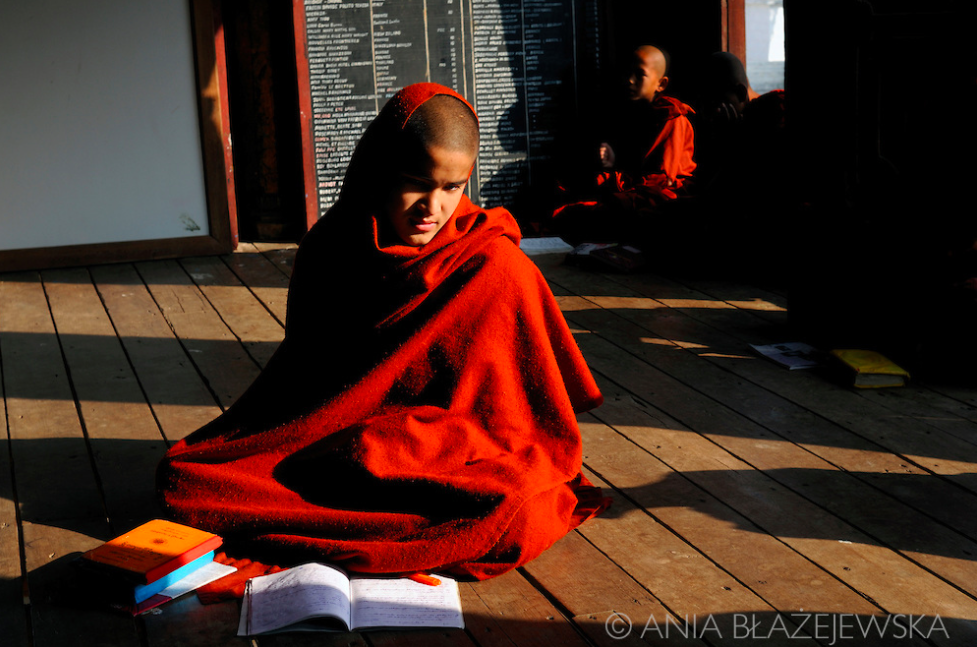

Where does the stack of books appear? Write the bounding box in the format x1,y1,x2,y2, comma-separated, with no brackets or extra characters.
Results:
78,519,233,614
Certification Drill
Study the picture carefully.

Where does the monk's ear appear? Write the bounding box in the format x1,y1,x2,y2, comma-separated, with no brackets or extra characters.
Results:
658,76,670,93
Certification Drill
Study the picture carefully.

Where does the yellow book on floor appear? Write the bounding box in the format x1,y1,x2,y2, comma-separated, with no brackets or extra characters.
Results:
829,349,910,388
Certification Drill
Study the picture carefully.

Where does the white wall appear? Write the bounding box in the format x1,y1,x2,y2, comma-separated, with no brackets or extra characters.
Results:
0,0,209,252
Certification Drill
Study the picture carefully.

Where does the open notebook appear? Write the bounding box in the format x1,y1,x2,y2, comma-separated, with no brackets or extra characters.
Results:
238,563,464,635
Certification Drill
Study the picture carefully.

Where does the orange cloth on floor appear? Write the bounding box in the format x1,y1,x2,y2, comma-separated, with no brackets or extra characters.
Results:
156,83,608,582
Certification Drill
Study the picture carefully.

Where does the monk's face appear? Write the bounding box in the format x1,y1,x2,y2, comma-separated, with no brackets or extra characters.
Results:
385,144,475,247
628,50,667,102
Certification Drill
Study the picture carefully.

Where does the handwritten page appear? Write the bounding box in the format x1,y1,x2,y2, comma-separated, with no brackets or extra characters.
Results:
239,563,351,635
350,575,464,630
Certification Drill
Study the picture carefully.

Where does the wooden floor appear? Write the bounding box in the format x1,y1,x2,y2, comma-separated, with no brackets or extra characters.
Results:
3,243,977,647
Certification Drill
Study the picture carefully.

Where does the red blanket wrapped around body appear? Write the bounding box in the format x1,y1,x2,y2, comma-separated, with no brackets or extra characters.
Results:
157,84,608,580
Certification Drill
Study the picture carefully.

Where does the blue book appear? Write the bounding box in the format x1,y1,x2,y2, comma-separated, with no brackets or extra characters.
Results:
133,551,215,603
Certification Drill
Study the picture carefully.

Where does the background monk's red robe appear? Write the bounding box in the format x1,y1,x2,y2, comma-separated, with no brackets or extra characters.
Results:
595,94,696,206
157,192,607,580
550,94,695,244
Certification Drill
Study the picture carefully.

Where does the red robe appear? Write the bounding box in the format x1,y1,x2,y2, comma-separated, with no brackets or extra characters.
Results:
156,83,608,580
551,95,696,243
596,94,697,205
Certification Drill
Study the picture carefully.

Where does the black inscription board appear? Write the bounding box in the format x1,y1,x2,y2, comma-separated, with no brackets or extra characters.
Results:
297,0,601,218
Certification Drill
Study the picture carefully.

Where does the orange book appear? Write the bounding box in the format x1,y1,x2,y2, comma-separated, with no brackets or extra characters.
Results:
81,519,222,584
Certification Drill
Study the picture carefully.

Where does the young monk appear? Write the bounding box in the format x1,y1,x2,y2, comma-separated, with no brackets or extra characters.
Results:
551,45,696,245
692,51,785,193
674,51,789,275
156,83,608,581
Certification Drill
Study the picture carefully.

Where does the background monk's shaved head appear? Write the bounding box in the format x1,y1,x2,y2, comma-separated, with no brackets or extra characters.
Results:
699,51,757,114
404,94,480,157
635,45,669,78
628,44,670,102
705,51,751,93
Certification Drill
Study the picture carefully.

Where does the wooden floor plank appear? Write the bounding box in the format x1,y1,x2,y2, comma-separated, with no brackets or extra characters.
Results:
856,386,977,446
179,256,284,369
0,336,29,647
716,352,977,487
571,326,977,623
575,470,817,647
672,270,977,437
662,274,791,308
587,271,782,349
42,268,167,529
251,242,300,253
460,570,593,647
252,243,297,278
135,260,261,409
537,256,781,357
581,421,945,647
22,521,143,647
0,272,141,647
522,531,711,647
555,290,977,545
91,264,222,444
604,267,783,328
367,628,477,647
580,411,933,647
600,266,977,474
889,384,977,426
544,262,977,498
654,270,977,445
0,273,104,525
924,382,977,412
141,595,250,647
653,274,790,326
578,406,891,619
224,243,291,326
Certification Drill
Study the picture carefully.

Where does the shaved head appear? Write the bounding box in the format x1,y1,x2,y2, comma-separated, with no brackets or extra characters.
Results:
700,51,757,114
635,45,668,79
628,45,670,102
338,87,479,209
705,51,750,93
403,94,480,158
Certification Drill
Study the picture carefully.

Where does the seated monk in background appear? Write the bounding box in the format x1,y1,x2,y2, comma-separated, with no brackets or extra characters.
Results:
673,51,789,275
156,83,609,581
551,45,696,246
692,51,785,196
